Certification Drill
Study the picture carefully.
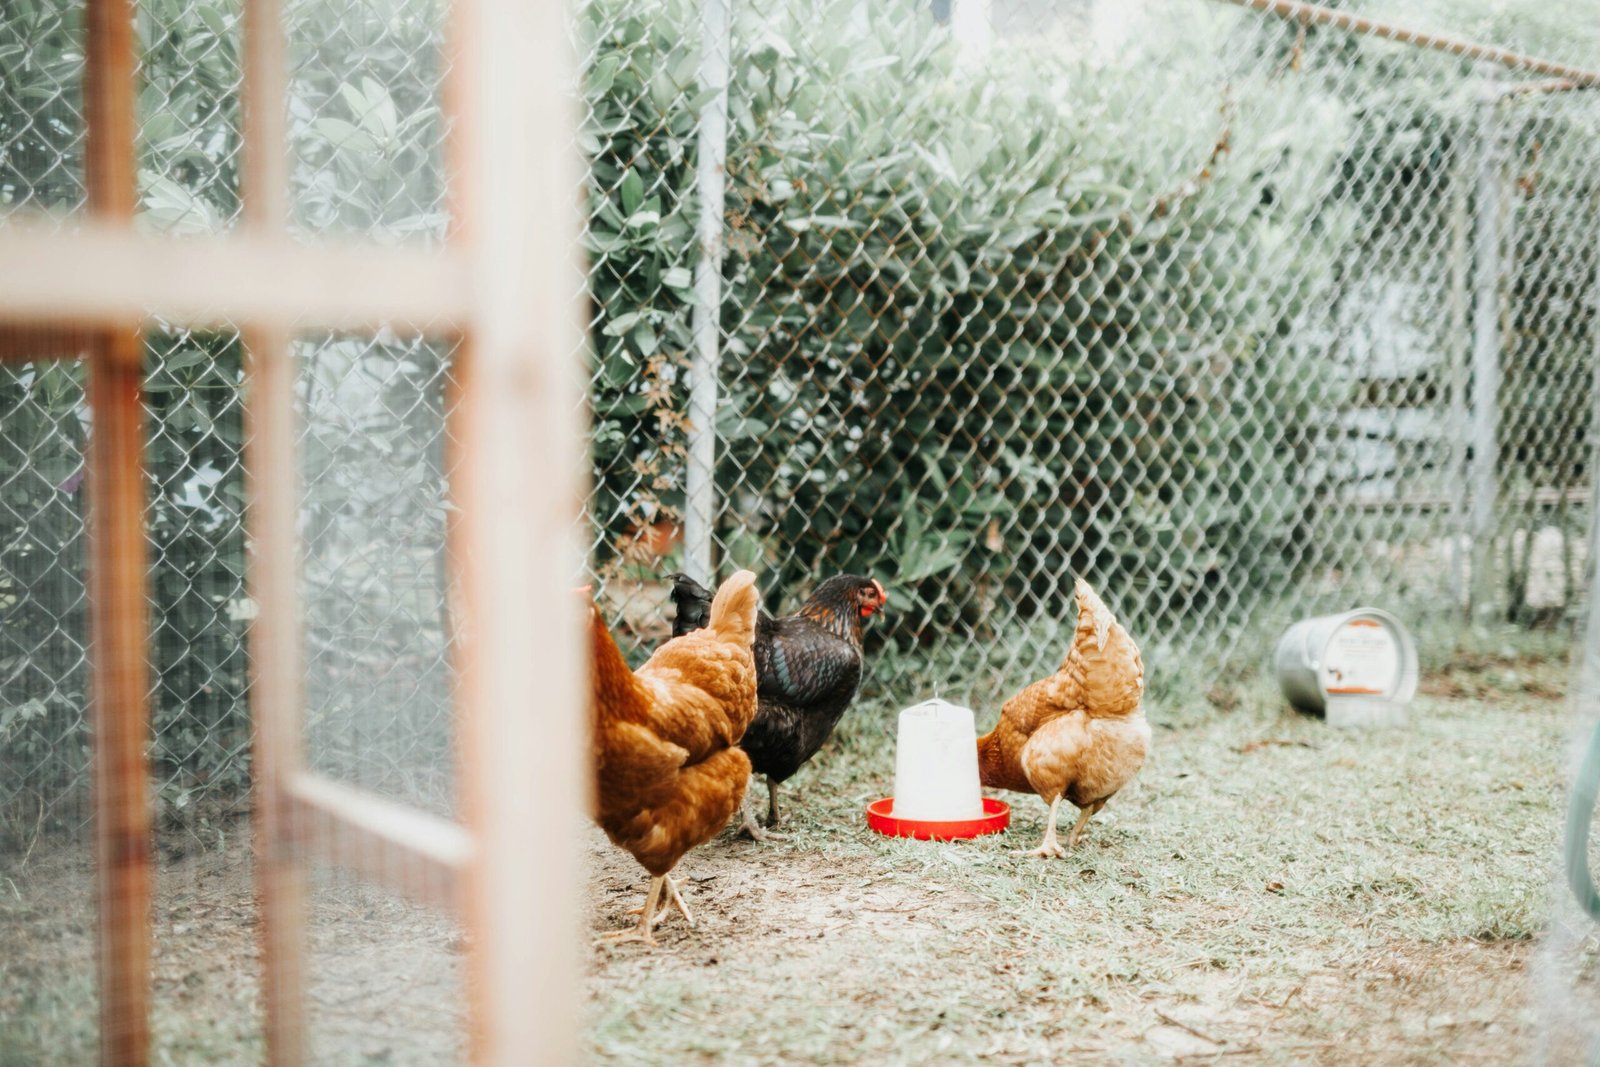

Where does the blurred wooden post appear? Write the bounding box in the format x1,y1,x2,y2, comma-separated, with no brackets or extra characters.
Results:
446,0,587,1062
239,0,308,1062
684,0,730,585
83,0,151,1063
1469,75,1504,623
85,344,150,1067
244,322,305,1066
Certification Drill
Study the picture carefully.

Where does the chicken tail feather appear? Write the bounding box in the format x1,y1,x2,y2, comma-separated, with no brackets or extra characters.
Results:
708,569,760,642
589,603,650,725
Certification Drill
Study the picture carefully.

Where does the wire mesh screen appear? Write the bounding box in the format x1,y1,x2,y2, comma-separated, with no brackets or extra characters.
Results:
298,331,456,815
1,0,461,1058
0,351,99,1063
296,333,466,1064
2,0,455,824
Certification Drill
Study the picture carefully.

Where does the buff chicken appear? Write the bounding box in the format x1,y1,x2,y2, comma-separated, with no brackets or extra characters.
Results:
588,570,761,944
976,579,1148,858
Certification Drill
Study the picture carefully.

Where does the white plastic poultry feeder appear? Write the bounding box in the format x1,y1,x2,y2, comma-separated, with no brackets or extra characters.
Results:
1275,608,1418,728
866,699,1008,840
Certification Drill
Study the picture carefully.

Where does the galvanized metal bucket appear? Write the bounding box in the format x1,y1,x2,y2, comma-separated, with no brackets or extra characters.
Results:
1275,608,1418,727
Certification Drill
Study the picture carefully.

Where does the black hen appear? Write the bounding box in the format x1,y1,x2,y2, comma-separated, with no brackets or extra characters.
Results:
669,571,887,837
664,572,714,637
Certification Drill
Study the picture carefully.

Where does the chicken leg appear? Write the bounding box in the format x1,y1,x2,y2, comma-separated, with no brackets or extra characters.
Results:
625,874,694,928
1012,795,1067,860
736,776,787,841
765,777,782,828
1066,799,1105,848
598,875,665,946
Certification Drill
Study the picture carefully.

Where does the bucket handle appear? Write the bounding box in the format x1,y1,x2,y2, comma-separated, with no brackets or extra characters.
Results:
1565,718,1600,923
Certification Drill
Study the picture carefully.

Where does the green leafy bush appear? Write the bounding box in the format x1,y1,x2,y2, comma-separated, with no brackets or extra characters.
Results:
583,0,1352,647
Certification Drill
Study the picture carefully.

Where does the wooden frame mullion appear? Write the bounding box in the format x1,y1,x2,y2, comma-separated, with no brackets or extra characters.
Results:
84,336,151,1067
84,0,151,1063
238,0,308,1060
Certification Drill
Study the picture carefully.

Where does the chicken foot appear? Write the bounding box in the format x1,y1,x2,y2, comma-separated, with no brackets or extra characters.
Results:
625,873,694,928
598,875,666,946
736,777,788,841
1013,795,1067,859
1013,795,1110,859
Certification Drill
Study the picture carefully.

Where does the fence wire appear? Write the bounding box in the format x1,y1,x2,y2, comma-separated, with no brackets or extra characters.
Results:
0,0,1597,871
582,0,1600,711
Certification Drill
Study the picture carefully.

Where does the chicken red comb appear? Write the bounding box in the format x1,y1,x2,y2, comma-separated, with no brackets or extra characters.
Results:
861,578,888,617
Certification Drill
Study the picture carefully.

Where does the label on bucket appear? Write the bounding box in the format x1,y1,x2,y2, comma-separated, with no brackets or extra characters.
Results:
1320,619,1400,696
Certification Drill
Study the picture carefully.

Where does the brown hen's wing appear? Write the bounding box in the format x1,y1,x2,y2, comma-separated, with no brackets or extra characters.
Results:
1022,711,1149,808
972,675,1062,793
603,746,752,877
1017,712,1091,802
633,646,756,756
978,668,1082,793
594,719,690,797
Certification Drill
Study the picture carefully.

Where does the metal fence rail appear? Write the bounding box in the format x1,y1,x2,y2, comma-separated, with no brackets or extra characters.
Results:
3,0,1600,838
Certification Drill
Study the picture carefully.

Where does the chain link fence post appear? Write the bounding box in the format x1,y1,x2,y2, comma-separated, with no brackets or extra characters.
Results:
684,0,731,585
1469,70,1506,623
1446,130,1472,615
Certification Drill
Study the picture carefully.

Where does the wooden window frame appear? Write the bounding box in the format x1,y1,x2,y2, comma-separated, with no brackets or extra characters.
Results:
0,1,585,1063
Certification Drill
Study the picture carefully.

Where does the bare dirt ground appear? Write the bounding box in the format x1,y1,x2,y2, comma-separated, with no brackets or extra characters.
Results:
3,639,1594,1064
0,834,465,1064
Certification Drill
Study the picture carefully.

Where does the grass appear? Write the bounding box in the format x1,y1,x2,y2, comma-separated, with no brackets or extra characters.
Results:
585,630,1585,1065
0,630,1591,1063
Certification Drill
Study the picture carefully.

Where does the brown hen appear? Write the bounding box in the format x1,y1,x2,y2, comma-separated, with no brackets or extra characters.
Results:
589,569,761,944
976,579,1149,858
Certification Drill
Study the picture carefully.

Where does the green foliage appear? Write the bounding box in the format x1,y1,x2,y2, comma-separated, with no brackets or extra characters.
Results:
581,0,705,545
584,0,1351,642
0,0,83,211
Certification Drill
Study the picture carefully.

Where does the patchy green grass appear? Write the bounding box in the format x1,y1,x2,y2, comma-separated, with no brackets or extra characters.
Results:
0,633,1583,1064
585,635,1575,1064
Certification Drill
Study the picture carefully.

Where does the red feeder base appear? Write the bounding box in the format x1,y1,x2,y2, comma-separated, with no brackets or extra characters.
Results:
866,796,1010,840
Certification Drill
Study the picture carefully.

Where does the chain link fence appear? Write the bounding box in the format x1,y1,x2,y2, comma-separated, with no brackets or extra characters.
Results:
2,0,1599,840
582,0,1600,708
